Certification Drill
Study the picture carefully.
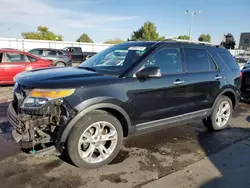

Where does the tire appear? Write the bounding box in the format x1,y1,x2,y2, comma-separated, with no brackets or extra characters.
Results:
55,61,66,67
66,110,123,169
203,95,233,131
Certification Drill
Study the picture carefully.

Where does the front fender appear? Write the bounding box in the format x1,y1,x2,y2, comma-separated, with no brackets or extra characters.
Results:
56,101,132,153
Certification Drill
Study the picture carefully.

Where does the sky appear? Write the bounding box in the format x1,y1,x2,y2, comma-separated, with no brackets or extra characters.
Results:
0,0,249,45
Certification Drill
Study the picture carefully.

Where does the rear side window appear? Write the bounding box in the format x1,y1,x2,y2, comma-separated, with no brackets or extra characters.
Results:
57,50,64,55
44,50,57,56
184,48,217,72
218,52,239,70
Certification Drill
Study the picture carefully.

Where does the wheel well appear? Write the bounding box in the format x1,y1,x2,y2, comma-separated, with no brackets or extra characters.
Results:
99,108,129,137
222,91,236,108
55,61,66,65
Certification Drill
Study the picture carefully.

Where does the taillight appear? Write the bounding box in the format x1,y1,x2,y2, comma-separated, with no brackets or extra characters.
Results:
67,52,72,60
240,71,242,79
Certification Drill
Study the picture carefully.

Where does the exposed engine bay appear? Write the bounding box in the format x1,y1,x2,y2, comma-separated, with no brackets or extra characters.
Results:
7,84,76,153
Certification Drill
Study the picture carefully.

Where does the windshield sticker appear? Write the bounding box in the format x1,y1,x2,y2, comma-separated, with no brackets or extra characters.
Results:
128,46,146,51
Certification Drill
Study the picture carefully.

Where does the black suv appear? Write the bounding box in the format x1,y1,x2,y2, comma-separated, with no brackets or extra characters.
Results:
8,39,241,169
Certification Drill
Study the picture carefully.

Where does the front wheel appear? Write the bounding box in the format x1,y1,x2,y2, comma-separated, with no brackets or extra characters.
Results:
203,95,232,131
66,110,123,169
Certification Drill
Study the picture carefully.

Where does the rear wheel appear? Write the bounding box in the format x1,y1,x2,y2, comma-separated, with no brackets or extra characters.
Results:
55,61,66,67
203,95,232,131
66,110,123,169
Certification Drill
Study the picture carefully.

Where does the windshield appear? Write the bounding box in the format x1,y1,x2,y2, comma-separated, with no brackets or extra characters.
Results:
79,43,153,76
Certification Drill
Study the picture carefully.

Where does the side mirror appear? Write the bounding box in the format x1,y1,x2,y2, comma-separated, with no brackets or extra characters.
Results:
136,66,161,79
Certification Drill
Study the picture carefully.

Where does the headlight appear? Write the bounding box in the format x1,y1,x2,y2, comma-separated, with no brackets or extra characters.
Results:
21,89,75,108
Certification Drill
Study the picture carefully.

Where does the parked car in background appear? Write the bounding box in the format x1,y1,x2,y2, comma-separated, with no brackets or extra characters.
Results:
235,56,250,70
28,48,72,67
63,47,97,63
0,48,53,84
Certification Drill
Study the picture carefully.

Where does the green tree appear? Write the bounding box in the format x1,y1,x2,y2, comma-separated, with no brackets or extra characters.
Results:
22,26,63,41
177,35,190,40
130,21,165,41
198,34,211,42
104,38,124,44
76,33,93,43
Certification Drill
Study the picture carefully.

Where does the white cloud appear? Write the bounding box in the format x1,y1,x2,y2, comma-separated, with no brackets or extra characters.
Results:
0,0,138,39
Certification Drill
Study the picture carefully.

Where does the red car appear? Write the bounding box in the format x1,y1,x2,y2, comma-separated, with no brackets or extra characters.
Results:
0,48,53,84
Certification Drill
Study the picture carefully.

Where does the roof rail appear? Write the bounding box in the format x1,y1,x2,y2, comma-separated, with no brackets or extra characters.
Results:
163,38,224,48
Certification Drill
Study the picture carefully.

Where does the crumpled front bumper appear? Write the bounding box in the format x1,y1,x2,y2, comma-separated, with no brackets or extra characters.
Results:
7,101,50,143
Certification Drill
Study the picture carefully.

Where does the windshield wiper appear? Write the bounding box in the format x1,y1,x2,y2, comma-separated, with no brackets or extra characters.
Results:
78,67,97,72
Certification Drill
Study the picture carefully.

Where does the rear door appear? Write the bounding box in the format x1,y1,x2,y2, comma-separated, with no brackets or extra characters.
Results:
2,52,30,82
181,46,222,112
43,49,58,61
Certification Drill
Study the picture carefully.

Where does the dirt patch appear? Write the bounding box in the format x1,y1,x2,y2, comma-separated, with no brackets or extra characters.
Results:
0,155,84,188
99,172,128,184
109,150,130,165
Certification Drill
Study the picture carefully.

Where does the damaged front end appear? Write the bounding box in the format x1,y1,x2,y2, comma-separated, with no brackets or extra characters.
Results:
7,84,76,154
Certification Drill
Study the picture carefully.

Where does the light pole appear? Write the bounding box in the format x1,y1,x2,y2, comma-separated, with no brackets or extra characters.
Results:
185,10,201,40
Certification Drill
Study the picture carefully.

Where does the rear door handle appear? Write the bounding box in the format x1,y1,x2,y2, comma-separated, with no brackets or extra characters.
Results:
215,76,222,80
173,80,185,85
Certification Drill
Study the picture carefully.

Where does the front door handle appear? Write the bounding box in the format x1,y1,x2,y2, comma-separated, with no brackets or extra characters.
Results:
215,75,222,80
173,80,185,85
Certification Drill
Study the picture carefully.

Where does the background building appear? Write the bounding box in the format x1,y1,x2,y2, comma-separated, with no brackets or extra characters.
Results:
239,32,250,50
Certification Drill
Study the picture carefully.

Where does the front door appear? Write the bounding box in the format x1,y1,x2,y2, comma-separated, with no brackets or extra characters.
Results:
132,44,189,125
2,52,29,83
0,53,5,83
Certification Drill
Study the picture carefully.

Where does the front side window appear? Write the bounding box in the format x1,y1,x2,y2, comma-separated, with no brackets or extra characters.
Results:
5,53,28,62
29,49,42,56
27,55,37,62
184,48,215,72
144,48,182,75
79,43,153,76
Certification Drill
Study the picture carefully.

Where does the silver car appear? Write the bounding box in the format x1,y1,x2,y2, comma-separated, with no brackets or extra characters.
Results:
28,48,72,67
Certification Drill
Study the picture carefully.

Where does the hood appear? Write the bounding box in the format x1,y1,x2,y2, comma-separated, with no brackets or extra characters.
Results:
14,67,117,89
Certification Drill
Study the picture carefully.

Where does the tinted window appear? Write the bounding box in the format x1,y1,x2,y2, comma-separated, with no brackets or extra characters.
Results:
57,50,64,55
44,50,57,56
208,53,218,71
27,55,37,62
145,48,182,74
75,48,81,52
5,53,28,62
244,39,249,44
218,52,239,70
184,48,214,72
0,53,2,63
